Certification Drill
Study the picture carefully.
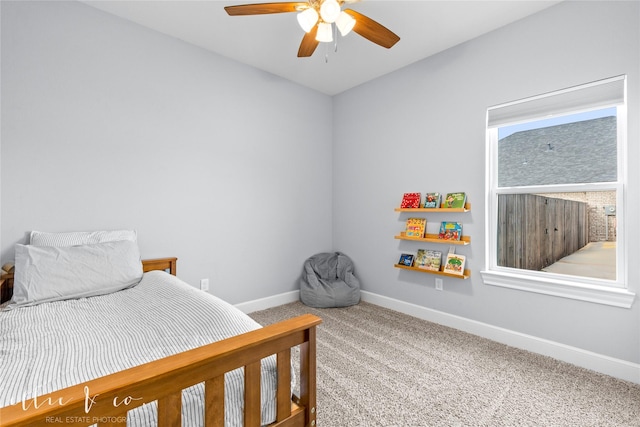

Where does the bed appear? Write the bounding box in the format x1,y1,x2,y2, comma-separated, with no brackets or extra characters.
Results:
0,231,320,427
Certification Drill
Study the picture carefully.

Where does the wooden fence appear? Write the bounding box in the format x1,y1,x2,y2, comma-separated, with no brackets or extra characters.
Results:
497,194,588,271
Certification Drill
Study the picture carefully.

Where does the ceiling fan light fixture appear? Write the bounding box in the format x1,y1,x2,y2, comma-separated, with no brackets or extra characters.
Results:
319,0,341,24
223,1,400,57
316,22,333,43
297,8,319,33
335,11,356,36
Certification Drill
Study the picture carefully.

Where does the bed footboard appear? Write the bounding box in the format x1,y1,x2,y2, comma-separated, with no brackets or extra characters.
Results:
0,314,322,427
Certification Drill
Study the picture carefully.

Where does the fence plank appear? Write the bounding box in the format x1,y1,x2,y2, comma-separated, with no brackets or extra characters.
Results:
498,194,588,271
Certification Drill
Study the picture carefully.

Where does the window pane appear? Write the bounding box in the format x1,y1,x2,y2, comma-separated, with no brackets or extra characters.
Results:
487,77,626,292
496,191,616,281
498,109,617,187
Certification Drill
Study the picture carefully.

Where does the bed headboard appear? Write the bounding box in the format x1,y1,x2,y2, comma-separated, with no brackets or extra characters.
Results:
0,257,178,304
142,257,178,276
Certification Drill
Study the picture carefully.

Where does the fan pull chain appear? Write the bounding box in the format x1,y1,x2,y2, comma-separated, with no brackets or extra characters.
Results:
324,24,339,63
325,39,330,63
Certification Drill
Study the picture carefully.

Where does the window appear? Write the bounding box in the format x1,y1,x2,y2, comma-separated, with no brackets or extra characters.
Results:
482,76,635,308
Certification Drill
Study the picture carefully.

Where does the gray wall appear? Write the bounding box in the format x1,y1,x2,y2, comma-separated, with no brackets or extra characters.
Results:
332,0,639,363
0,1,334,304
1,0,638,366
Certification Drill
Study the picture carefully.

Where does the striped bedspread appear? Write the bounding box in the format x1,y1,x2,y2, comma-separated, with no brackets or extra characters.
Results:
0,271,278,426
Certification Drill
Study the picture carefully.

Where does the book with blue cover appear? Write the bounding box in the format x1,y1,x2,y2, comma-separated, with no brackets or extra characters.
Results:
423,192,441,208
398,253,414,267
438,221,462,240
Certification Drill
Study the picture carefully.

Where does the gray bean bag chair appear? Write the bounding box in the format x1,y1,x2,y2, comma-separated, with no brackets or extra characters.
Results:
300,252,360,308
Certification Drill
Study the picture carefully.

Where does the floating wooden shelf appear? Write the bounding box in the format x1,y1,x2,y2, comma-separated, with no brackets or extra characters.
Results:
395,200,471,280
395,233,470,245
394,202,471,213
394,263,470,279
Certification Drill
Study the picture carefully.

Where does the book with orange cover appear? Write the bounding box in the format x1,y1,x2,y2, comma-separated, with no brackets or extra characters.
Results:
405,218,426,238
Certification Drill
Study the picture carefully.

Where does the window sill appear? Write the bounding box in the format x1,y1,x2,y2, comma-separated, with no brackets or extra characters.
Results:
480,270,635,308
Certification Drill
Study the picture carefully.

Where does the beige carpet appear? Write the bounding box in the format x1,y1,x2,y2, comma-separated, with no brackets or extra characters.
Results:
250,301,640,427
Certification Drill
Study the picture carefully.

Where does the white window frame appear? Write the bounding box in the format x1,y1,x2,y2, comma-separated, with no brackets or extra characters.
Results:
481,76,635,308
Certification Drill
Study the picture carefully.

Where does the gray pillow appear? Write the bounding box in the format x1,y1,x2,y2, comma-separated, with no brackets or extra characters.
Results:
8,240,143,308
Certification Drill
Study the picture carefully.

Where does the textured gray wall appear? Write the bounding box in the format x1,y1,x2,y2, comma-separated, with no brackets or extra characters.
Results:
332,1,639,363
1,1,334,304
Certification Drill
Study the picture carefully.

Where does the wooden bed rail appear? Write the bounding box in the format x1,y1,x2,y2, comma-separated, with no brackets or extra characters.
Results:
0,313,322,427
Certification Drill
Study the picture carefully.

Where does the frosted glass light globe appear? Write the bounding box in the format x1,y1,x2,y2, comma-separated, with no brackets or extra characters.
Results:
316,22,333,42
297,8,319,33
320,0,341,23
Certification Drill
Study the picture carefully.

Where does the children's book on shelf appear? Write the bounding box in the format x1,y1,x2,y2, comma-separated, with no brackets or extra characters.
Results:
415,249,442,271
414,249,428,268
405,218,427,238
398,253,414,267
443,192,466,209
400,192,421,208
443,253,466,275
438,221,462,240
423,192,441,208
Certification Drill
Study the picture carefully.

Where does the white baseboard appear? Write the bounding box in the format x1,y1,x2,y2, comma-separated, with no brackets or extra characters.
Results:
235,290,300,314
360,291,640,385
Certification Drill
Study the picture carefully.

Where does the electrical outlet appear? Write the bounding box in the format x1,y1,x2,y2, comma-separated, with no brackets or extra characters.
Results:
200,278,210,291
435,278,443,291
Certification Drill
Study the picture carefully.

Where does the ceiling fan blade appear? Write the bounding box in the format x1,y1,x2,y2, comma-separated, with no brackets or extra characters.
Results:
344,9,400,49
298,25,320,57
225,2,307,16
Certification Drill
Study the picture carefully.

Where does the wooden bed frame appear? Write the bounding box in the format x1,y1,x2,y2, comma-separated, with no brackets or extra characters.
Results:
0,258,321,427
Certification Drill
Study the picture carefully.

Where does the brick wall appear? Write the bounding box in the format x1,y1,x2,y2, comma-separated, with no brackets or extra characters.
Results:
536,191,616,241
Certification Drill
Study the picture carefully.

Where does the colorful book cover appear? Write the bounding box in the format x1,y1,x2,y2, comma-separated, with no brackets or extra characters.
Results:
443,253,466,275
414,249,428,268
400,192,421,208
398,253,414,267
416,249,442,271
443,192,466,209
424,250,443,271
438,221,462,240
423,192,441,208
405,218,427,238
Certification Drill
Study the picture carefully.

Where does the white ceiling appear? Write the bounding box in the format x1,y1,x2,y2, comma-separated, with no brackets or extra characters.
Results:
81,0,561,95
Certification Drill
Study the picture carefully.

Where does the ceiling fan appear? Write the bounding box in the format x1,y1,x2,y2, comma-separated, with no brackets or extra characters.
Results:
224,1,400,58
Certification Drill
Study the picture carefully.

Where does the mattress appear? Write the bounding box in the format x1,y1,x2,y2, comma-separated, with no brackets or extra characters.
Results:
0,270,278,426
